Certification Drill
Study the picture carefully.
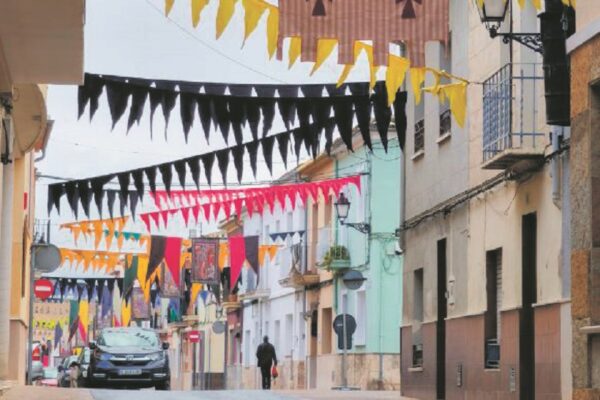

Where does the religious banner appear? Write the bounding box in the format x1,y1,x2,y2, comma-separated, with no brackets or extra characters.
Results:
131,287,151,320
191,238,220,284
161,262,181,298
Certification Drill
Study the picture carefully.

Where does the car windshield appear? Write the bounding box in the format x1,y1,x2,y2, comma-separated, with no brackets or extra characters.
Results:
98,330,160,349
43,369,57,378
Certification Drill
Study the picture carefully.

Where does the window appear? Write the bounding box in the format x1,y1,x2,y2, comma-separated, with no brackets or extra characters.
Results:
355,290,367,346
439,109,451,137
414,119,425,153
485,249,502,369
412,269,424,367
285,314,293,356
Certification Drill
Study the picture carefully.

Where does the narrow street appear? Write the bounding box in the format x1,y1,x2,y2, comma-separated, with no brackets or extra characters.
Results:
2,387,411,400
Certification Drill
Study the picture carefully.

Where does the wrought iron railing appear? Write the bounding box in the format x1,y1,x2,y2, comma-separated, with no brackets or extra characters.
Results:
439,109,451,137
482,63,546,162
414,119,425,153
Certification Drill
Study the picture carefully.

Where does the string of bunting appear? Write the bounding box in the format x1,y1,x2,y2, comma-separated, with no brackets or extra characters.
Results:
77,73,406,147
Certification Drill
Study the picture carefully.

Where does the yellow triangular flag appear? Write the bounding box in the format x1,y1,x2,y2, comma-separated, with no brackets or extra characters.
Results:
242,0,268,42
386,54,410,106
122,301,131,328
165,0,175,16
516,0,526,8
410,67,427,104
79,221,90,239
71,226,82,245
532,0,542,9
216,0,238,39
191,283,202,306
337,65,353,87
191,0,210,27
137,256,150,301
78,300,89,337
288,37,302,69
266,5,279,59
311,38,338,76
219,242,229,270
441,82,468,128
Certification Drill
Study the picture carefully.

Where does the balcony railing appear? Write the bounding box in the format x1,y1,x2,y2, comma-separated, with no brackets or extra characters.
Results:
482,63,546,169
414,119,425,153
439,109,451,137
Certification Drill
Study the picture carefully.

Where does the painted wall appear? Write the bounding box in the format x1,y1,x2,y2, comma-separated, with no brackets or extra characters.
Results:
335,137,402,355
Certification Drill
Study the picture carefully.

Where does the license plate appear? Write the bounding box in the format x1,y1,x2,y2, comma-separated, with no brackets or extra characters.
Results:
117,369,142,376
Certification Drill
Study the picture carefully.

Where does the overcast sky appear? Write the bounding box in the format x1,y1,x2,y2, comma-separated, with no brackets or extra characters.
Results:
35,0,375,275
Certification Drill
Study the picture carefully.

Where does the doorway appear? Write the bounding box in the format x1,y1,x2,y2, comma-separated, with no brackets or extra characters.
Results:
437,239,447,399
520,213,537,399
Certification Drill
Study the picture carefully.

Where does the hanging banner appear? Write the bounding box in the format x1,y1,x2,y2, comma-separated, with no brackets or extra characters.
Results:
191,238,221,284
131,287,151,320
161,262,181,298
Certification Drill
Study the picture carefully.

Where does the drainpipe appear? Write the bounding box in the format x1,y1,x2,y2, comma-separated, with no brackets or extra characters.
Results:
0,113,14,380
551,126,562,207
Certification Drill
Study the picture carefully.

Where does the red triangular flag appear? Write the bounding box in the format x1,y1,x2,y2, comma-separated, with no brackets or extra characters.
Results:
149,212,161,230
140,214,152,232
164,237,182,287
223,201,232,220
181,207,191,226
191,205,201,223
213,202,222,220
228,236,246,291
202,203,211,221
288,188,298,211
234,198,243,219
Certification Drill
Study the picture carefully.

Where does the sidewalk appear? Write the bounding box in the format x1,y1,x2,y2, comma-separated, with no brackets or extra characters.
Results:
0,386,94,400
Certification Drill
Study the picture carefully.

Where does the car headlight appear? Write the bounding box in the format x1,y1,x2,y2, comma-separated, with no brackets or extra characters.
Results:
94,350,113,361
148,352,165,361
82,370,88,378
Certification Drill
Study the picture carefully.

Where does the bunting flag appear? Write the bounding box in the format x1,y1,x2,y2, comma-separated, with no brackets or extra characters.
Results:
278,0,449,67
123,256,138,301
269,230,305,242
147,236,168,281
244,235,260,280
68,300,79,341
78,299,89,343
59,248,138,272
143,176,360,230
60,217,129,249
228,236,246,290
164,237,183,287
122,301,132,327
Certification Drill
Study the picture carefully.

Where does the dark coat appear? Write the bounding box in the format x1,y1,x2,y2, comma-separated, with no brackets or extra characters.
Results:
256,342,277,367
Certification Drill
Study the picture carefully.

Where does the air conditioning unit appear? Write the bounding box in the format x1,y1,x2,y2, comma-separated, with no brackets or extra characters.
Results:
485,339,500,369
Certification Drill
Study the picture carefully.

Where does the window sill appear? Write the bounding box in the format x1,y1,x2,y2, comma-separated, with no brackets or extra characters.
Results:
436,132,451,145
484,368,500,372
411,150,425,161
408,367,423,372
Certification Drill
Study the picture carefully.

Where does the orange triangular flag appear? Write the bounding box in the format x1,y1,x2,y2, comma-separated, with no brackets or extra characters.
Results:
117,234,125,251
219,242,229,270
93,221,104,250
258,246,267,267
268,245,278,261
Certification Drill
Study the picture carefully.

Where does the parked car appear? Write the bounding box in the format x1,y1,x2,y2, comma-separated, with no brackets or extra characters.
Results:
87,327,170,390
76,347,91,387
38,368,58,387
57,355,79,388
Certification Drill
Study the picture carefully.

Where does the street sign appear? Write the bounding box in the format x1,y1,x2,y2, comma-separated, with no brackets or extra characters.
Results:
212,321,226,334
32,244,61,273
33,279,54,300
188,330,201,343
342,270,366,290
333,314,357,350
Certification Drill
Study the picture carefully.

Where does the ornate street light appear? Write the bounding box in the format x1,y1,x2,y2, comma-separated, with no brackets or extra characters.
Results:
475,0,543,53
334,192,370,235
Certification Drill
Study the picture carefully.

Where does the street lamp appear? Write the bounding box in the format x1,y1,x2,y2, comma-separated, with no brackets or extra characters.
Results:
475,0,543,53
334,193,370,235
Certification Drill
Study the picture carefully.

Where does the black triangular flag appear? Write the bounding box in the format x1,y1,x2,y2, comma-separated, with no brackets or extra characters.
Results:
372,82,392,152
333,97,355,151
131,169,145,202
246,100,261,141
129,192,139,220
258,98,276,137
215,149,230,186
231,145,245,183
145,166,158,195
148,88,163,139
393,91,408,151
158,164,173,195
354,96,373,150
179,92,197,142
276,131,290,168
127,84,149,132
245,141,259,178
173,160,187,190
117,173,130,206
47,184,64,214
107,279,115,296
200,153,215,186
187,156,201,191
64,181,80,218
261,136,275,175
196,96,213,142
296,100,312,129
107,190,117,220
277,98,297,130
161,89,178,140
77,180,93,218
96,279,106,303
90,177,110,217
228,97,247,146
105,80,131,130
301,84,325,97
211,96,231,144
78,74,105,121
228,85,253,96
292,128,304,160
116,279,124,297
324,119,336,155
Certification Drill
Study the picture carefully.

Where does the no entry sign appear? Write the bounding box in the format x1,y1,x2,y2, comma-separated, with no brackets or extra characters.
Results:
188,330,200,343
33,279,54,300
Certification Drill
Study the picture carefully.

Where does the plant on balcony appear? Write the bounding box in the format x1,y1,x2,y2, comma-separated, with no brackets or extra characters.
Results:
321,245,350,270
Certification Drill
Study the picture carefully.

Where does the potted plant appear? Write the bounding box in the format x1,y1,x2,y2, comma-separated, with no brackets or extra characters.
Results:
322,245,350,270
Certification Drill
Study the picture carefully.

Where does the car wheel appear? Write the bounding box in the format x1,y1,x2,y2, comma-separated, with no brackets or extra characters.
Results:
155,381,170,391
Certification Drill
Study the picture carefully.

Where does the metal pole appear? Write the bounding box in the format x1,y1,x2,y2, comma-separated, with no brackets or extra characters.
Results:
26,248,36,385
192,342,197,389
341,293,348,388
207,329,212,390
223,320,229,389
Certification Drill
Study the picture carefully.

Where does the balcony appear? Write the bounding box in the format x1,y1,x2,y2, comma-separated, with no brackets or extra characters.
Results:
278,243,320,289
482,63,546,170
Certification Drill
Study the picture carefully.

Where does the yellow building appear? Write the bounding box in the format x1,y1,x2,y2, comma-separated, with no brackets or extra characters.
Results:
0,0,85,383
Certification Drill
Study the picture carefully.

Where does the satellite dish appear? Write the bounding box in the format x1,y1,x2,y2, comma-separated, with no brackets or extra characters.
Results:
33,243,61,273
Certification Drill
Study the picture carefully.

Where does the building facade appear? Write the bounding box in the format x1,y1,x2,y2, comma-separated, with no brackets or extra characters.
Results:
401,0,572,399
0,0,85,382
567,1,600,397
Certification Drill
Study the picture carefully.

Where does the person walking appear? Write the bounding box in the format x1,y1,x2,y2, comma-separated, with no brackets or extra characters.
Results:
256,336,278,390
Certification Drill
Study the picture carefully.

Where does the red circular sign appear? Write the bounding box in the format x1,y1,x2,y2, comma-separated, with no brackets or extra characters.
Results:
34,279,54,300
188,330,200,343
